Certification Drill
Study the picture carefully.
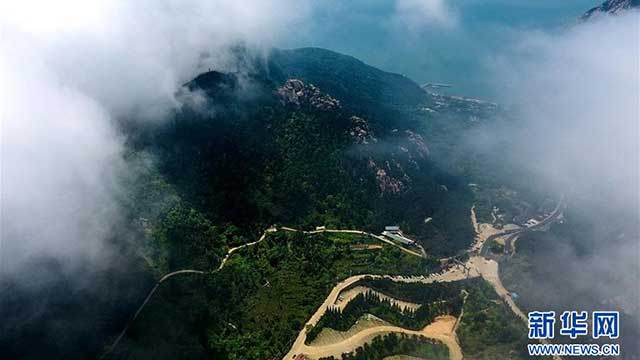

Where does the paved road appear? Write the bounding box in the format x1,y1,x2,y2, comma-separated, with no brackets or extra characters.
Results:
504,200,565,254
479,199,565,257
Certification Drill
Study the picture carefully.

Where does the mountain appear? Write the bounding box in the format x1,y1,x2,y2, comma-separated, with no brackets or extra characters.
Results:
581,0,640,19
144,47,487,258
0,47,515,360
99,47,505,359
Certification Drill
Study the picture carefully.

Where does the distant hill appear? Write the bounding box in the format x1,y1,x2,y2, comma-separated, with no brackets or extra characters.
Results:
267,47,427,129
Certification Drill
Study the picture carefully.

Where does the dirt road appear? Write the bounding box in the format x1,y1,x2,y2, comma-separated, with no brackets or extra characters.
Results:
102,228,277,358
108,217,562,360
297,316,462,360
280,227,425,258
283,262,480,360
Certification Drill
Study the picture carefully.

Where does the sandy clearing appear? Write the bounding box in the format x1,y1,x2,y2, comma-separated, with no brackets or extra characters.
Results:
283,264,480,360
309,314,389,347
469,255,561,360
297,316,461,360
470,256,525,321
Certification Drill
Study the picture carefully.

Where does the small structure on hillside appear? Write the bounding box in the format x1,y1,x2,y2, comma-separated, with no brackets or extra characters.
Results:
382,226,415,245
525,219,539,227
315,226,326,231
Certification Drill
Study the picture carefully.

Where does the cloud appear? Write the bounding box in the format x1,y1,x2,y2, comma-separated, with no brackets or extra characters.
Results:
393,0,459,30
484,10,639,310
491,11,639,212
0,0,312,277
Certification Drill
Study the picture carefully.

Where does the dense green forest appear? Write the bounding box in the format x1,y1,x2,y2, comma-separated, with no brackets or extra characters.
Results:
107,47,559,359
125,47,481,259
112,230,431,359
306,290,461,344
306,278,471,343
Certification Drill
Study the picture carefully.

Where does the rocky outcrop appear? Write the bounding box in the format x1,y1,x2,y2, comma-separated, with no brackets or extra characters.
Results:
368,159,406,195
276,79,341,111
374,167,404,195
349,116,377,145
404,130,429,159
426,94,499,122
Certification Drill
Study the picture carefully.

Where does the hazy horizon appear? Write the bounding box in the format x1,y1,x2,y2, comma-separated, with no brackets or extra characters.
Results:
279,0,600,99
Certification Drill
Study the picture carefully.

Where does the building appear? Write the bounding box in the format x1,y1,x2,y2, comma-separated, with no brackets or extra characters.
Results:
525,219,539,227
383,226,416,245
382,231,415,245
315,226,326,231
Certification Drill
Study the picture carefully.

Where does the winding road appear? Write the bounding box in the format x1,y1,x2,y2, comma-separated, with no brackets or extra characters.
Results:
284,200,565,360
101,227,278,358
282,267,473,360
104,199,564,360
479,199,565,257
102,226,422,358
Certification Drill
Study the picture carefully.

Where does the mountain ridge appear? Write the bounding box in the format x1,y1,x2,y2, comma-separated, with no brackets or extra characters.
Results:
581,0,640,19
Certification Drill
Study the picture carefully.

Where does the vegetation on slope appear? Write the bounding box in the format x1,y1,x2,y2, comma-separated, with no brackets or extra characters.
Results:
457,279,529,359
319,333,449,360
306,279,471,343
124,47,480,258
112,230,429,359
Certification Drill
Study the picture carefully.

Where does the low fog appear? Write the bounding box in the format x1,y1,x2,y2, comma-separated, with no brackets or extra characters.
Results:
0,0,637,356
485,10,639,311
494,12,639,214
0,0,310,278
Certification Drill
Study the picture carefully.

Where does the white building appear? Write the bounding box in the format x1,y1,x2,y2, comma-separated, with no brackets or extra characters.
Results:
382,230,416,245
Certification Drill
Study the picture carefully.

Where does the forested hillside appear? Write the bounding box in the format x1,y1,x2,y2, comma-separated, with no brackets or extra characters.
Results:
132,47,483,258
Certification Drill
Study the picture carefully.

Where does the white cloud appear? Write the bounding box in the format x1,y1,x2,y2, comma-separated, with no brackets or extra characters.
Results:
393,0,459,30
492,11,639,211
486,11,639,304
0,0,312,276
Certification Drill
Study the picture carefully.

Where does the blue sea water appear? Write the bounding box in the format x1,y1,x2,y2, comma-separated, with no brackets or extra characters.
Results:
279,0,599,99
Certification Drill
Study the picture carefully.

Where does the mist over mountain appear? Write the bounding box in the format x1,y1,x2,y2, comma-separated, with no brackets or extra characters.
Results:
1,1,637,359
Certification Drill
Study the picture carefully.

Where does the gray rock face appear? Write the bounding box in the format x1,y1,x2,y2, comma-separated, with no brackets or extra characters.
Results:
582,0,639,20
276,79,341,111
349,116,377,145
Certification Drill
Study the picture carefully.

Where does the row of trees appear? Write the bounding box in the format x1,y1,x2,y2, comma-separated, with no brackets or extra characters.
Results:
307,279,469,343
318,333,449,360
